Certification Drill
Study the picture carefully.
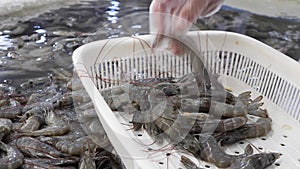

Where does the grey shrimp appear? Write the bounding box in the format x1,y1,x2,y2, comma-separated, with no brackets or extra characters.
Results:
18,105,47,132
15,136,68,159
0,99,22,119
0,141,24,169
19,110,70,136
78,146,96,169
180,155,204,169
231,152,281,169
0,118,12,139
179,134,253,168
215,117,272,146
55,136,97,156
22,158,77,169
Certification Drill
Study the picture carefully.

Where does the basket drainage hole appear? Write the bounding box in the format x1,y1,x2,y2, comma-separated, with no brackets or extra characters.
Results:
137,134,143,137
159,162,164,165
239,141,244,144
283,135,288,138
261,138,266,141
148,148,153,151
235,151,240,154
258,147,263,150
166,153,171,156
205,165,210,168
280,143,285,147
275,163,280,166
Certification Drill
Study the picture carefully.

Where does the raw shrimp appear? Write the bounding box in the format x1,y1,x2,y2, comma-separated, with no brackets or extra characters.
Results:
78,146,96,169
231,152,281,169
172,90,266,118
0,118,12,139
0,141,24,169
77,108,98,123
22,158,77,169
180,155,204,169
14,137,68,159
18,106,47,132
94,149,125,169
179,134,253,168
23,158,78,167
215,117,272,146
20,76,53,89
192,116,248,133
18,110,70,136
133,98,247,143
53,93,74,109
22,101,53,114
76,102,94,111
0,99,22,119
55,136,97,156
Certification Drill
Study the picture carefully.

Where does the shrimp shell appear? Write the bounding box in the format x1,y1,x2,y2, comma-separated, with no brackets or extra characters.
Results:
180,155,204,169
180,134,252,168
15,136,67,159
0,118,12,139
22,158,77,169
231,152,281,169
216,117,272,146
23,157,78,166
0,99,22,119
55,136,97,156
0,141,24,169
18,106,46,132
18,111,70,137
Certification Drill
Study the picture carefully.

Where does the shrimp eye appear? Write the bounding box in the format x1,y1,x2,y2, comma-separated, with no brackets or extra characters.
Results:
26,111,34,117
29,81,34,87
162,86,180,96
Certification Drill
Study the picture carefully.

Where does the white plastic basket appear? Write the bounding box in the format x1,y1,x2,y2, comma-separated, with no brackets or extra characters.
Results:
72,31,300,169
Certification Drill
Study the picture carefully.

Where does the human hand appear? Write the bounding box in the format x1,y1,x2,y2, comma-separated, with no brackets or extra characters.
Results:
149,0,224,55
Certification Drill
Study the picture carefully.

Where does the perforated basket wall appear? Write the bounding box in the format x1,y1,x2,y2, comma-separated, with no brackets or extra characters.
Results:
73,31,300,169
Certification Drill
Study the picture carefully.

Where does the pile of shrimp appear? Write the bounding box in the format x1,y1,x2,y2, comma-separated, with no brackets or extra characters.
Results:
101,72,281,169
0,72,124,169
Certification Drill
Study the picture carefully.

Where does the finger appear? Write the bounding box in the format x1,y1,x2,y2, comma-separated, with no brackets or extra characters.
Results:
167,0,223,54
149,0,167,33
173,0,208,36
149,0,168,48
152,32,164,48
168,38,185,55
167,0,207,55
150,0,184,48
